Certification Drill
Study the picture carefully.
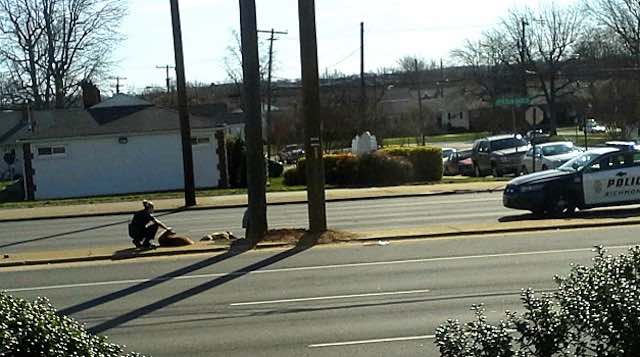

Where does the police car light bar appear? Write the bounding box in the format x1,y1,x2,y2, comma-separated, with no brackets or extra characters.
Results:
605,141,637,151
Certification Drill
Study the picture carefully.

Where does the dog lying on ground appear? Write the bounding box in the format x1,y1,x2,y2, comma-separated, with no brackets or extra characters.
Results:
157,230,195,247
200,231,240,242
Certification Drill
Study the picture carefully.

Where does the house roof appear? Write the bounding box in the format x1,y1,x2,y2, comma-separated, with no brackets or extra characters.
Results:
19,107,224,142
0,111,27,146
0,96,245,143
91,93,154,109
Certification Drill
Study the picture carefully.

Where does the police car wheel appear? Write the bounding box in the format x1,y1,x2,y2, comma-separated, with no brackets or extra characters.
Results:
546,194,576,217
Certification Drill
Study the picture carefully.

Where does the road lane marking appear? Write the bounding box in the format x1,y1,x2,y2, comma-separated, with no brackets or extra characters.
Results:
308,329,518,348
5,244,631,292
309,334,436,348
230,289,431,306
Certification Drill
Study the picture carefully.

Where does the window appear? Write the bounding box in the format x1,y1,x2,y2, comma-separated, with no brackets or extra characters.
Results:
36,145,66,158
191,136,211,145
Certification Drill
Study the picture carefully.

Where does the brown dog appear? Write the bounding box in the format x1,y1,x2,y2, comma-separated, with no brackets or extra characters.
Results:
157,230,195,247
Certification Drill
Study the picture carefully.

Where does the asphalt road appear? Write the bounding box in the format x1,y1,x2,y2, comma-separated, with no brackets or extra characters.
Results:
0,192,513,254
3,225,639,356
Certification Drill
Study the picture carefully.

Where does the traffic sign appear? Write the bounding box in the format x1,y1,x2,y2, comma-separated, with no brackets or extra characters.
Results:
495,97,530,106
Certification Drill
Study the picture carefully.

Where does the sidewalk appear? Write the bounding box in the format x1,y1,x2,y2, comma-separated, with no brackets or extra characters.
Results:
0,181,507,222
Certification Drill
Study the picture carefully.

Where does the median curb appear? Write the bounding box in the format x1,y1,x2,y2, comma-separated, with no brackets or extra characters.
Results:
3,215,639,268
0,187,505,223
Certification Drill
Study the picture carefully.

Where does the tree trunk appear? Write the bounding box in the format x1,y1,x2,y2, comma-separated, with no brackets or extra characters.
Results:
54,74,65,109
27,46,43,109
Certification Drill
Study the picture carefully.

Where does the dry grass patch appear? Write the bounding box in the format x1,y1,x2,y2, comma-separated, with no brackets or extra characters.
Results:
262,228,358,246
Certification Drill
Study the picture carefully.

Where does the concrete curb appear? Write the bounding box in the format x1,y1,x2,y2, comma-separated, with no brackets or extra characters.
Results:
3,216,639,268
0,187,505,223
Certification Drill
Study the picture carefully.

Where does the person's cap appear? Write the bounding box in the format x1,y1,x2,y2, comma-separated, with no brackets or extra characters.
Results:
142,200,154,209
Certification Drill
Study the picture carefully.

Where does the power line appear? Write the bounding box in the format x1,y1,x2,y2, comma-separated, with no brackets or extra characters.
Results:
326,48,359,69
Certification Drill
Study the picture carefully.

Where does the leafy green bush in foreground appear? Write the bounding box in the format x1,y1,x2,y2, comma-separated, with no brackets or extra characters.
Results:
0,292,144,357
435,246,640,357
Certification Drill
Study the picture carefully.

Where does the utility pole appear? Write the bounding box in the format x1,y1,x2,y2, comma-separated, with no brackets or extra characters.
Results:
258,28,288,161
521,17,536,172
298,0,327,233
156,65,175,93
109,76,127,94
169,0,196,207
239,0,268,243
439,58,444,97
360,21,366,133
415,59,425,146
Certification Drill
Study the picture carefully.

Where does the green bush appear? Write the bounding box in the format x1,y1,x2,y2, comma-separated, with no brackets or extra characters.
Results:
0,292,144,357
226,136,247,188
357,151,414,186
435,246,640,357
324,154,359,186
383,146,442,181
282,149,443,187
283,167,305,186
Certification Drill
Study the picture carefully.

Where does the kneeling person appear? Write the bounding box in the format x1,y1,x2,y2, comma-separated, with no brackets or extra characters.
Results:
128,200,172,248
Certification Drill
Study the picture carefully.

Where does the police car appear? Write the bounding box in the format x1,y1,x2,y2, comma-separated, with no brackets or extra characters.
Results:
503,142,640,216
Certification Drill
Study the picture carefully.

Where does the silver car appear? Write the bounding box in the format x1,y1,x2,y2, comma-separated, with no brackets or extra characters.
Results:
521,141,583,174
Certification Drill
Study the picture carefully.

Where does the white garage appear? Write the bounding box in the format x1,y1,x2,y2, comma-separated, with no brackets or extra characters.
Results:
16,95,230,200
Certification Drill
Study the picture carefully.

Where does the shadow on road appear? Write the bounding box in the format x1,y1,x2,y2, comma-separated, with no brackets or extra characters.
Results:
0,211,181,250
499,206,640,223
84,233,320,335
122,288,556,330
59,239,252,317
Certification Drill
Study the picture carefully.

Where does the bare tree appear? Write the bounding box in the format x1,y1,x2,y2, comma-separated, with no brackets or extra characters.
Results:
589,79,640,138
505,4,584,134
586,0,640,66
451,30,516,105
0,0,126,109
222,29,270,85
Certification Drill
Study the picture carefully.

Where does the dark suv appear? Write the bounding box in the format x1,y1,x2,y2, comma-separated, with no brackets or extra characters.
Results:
471,135,530,177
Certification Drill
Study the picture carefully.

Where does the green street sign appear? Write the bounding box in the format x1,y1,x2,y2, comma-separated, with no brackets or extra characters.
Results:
495,97,530,106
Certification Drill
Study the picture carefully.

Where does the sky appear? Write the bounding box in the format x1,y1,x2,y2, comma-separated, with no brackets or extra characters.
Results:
111,0,576,94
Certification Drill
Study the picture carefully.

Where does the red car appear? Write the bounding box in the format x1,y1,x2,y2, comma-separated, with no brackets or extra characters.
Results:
443,149,474,176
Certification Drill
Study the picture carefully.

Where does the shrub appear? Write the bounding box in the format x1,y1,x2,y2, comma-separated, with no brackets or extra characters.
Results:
324,154,359,186
268,160,284,178
226,136,247,188
357,151,414,186
383,146,442,181
283,167,305,186
0,292,144,357
435,246,640,357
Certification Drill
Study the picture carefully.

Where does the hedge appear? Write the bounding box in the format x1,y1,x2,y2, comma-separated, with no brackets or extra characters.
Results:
283,148,440,187
357,152,413,186
0,292,144,357
383,146,442,181
435,246,640,357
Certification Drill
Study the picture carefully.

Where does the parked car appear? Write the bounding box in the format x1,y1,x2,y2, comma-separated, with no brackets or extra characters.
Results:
581,118,607,134
471,134,530,177
441,148,456,160
504,142,640,216
521,141,583,174
444,149,474,176
278,144,305,164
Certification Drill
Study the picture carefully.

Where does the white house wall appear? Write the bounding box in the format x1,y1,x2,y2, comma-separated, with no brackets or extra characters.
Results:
31,132,220,200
